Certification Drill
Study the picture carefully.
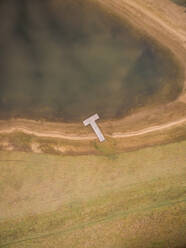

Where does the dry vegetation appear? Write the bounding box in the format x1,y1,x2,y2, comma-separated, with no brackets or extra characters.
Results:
0,1,186,248
0,139,186,248
0,120,186,156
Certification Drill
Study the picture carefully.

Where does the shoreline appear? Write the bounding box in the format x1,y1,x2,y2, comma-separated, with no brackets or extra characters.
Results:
0,117,186,140
0,0,186,144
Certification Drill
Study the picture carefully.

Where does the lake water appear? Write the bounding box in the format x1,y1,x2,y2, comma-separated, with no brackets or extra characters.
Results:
171,0,186,7
0,0,183,122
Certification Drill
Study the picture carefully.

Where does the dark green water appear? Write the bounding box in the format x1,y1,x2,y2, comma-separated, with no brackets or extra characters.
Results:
0,0,183,122
171,0,186,7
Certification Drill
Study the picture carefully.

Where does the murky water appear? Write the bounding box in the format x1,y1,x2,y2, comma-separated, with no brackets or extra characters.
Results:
0,0,183,122
171,0,186,7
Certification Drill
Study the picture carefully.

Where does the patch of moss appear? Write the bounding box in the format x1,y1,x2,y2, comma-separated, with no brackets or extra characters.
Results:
39,143,61,155
8,132,32,152
94,137,118,160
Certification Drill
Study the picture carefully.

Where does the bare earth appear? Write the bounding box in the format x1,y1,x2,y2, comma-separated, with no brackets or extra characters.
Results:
0,117,186,140
0,0,186,146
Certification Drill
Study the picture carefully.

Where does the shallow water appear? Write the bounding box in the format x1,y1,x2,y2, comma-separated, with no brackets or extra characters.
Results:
171,0,186,7
0,0,183,122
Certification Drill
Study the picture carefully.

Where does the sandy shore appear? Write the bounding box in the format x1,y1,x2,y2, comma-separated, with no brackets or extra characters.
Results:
0,0,186,142
0,117,186,140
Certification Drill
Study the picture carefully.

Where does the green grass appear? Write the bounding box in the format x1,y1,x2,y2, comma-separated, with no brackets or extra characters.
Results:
0,140,186,247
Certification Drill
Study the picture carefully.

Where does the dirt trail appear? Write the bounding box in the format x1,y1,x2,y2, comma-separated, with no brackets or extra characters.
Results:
96,0,186,92
98,0,186,45
1,198,185,248
111,117,186,138
0,117,186,140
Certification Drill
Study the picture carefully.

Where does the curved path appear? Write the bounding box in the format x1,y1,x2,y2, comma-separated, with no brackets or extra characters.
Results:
0,117,186,140
111,117,186,138
97,0,186,45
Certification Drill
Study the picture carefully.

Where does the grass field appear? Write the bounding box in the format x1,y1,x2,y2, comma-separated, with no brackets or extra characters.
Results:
0,139,186,248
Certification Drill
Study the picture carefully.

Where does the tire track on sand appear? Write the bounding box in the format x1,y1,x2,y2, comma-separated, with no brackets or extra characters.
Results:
0,198,185,247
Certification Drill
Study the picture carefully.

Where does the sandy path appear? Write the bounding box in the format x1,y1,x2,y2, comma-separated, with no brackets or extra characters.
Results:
96,0,186,94
97,0,186,45
111,117,186,138
0,117,186,140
